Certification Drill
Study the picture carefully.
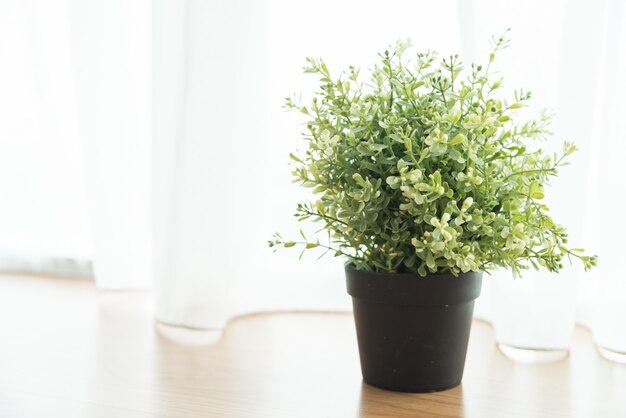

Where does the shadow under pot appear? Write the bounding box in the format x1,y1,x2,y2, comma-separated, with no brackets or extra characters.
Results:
345,264,482,393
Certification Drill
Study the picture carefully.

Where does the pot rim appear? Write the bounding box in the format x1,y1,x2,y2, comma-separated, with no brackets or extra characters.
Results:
344,261,479,279
345,263,483,306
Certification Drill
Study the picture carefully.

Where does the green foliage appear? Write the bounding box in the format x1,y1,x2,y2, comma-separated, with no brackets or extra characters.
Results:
269,34,597,277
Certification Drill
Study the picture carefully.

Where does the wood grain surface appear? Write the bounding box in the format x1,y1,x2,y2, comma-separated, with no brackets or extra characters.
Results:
0,274,624,417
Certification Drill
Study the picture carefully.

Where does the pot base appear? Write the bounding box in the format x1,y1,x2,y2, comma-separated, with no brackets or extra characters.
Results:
363,378,461,393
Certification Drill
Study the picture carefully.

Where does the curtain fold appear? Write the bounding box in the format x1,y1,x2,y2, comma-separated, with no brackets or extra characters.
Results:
589,0,626,354
0,0,91,259
456,0,609,330
152,0,270,329
68,0,152,289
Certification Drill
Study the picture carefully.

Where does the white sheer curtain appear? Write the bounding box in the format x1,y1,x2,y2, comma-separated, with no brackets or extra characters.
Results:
148,0,620,333
4,1,624,339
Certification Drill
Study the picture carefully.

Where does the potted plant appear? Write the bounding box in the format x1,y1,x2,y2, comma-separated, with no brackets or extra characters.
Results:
269,34,596,393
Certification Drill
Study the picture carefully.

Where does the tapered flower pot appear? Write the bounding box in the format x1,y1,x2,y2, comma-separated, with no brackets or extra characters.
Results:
346,265,482,392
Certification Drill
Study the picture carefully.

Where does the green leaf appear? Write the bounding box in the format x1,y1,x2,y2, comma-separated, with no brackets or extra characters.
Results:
315,200,326,215
529,181,545,200
352,173,366,186
448,149,466,163
449,133,466,145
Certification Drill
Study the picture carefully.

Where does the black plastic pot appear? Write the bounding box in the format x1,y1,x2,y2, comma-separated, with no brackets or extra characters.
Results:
345,264,482,393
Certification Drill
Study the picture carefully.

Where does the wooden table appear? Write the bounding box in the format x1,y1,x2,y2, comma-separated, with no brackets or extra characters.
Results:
0,274,624,417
